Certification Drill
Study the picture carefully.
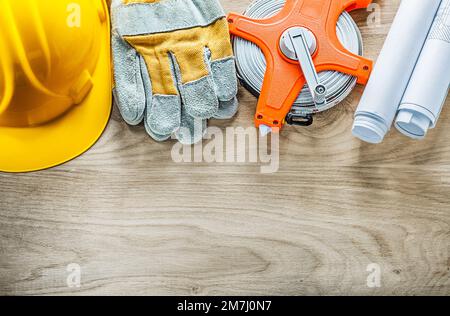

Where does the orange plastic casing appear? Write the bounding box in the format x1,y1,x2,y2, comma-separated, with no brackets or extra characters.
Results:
227,0,374,129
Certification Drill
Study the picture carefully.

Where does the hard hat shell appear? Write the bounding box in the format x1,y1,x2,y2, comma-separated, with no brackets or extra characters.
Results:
0,0,112,172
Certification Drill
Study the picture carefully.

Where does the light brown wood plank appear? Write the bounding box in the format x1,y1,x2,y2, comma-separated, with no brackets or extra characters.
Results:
0,0,449,296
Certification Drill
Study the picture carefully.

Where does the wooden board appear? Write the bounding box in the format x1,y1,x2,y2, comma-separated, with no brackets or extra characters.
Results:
0,0,449,295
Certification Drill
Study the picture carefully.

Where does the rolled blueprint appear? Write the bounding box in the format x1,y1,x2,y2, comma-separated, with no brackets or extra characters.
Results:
352,0,442,144
395,0,450,139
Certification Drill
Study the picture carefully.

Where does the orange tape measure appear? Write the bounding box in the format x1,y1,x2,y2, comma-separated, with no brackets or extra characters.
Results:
228,0,374,132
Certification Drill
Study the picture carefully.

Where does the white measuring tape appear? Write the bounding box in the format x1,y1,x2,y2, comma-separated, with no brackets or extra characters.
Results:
233,0,364,118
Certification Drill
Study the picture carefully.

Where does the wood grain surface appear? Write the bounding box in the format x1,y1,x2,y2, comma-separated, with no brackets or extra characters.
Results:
0,0,449,296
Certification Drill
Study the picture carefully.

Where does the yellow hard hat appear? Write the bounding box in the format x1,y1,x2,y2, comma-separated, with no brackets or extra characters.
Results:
0,0,112,173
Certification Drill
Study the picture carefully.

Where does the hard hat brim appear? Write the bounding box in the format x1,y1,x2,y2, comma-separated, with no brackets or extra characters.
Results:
0,17,112,173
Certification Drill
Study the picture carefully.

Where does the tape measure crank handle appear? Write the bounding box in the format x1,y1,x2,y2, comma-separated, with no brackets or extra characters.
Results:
287,28,327,107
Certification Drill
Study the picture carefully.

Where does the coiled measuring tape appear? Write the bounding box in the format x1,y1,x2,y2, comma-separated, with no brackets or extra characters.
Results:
228,0,374,133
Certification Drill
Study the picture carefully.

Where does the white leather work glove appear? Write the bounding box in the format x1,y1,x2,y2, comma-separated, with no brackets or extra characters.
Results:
111,0,239,144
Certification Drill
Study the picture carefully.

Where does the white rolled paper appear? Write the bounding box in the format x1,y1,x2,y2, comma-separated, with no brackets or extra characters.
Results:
395,0,450,139
353,0,442,144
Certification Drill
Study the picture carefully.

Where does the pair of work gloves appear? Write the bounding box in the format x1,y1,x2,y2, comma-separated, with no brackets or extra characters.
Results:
111,0,239,145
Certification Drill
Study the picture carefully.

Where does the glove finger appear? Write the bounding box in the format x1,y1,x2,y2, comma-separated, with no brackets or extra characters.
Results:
210,56,239,102
174,110,207,145
143,51,182,137
214,97,239,120
202,18,238,102
144,118,172,142
170,52,219,119
112,35,146,125
204,47,239,120
146,94,182,137
136,56,171,142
